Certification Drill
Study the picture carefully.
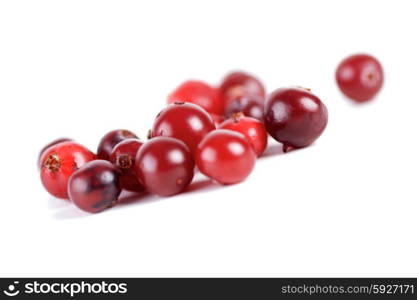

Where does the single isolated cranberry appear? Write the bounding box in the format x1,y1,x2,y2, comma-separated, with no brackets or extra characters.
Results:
151,102,215,154
219,113,268,157
40,141,96,199
167,80,223,115
195,129,256,185
264,87,328,151
135,137,194,196
97,129,138,160
218,71,265,110
38,137,73,168
336,54,384,102
224,96,264,121
68,160,121,213
110,138,145,192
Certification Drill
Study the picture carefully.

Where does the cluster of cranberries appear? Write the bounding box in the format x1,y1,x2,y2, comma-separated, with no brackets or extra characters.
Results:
39,53,383,213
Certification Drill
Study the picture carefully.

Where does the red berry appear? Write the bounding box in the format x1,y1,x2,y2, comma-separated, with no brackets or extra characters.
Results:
264,87,328,150
68,160,121,213
97,129,138,160
224,96,264,121
40,141,96,199
38,138,73,168
167,80,223,115
110,138,145,192
195,129,256,185
336,54,384,102
219,113,268,157
135,137,194,196
218,71,265,110
151,102,215,154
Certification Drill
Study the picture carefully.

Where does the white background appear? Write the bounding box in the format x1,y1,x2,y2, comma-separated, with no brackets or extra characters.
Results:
0,0,416,277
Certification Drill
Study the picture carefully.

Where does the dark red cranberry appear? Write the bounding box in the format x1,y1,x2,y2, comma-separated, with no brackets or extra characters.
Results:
195,129,256,185
218,71,265,109
110,138,145,192
97,129,138,160
264,87,328,150
224,96,264,121
38,138,73,168
40,141,96,199
219,113,268,157
336,54,384,102
68,160,121,213
151,102,215,154
167,80,223,115
135,137,194,196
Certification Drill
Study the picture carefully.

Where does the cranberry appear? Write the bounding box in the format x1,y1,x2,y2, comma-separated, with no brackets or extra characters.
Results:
264,87,328,150
110,138,145,192
97,129,138,160
336,54,384,102
68,160,121,213
224,96,264,121
195,129,256,185
219,113,268,157
38,138,73,168
151,102,215,154
135,137,194,196
167,80,223,115
40,141,96,199
218,71,265,109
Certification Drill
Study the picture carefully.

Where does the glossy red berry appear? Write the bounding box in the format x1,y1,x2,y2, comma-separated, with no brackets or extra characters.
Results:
167,80,223,115
224,96,264,121
97,129,138,160
38,138,73,168
219,113,268,157
110,138,145,192
135,137,194,196
336,54,384,102
40,141,96,199
264,87,328,150
218,71,265,110
151,102,215,154
68,160,121,213
196,129,256,185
